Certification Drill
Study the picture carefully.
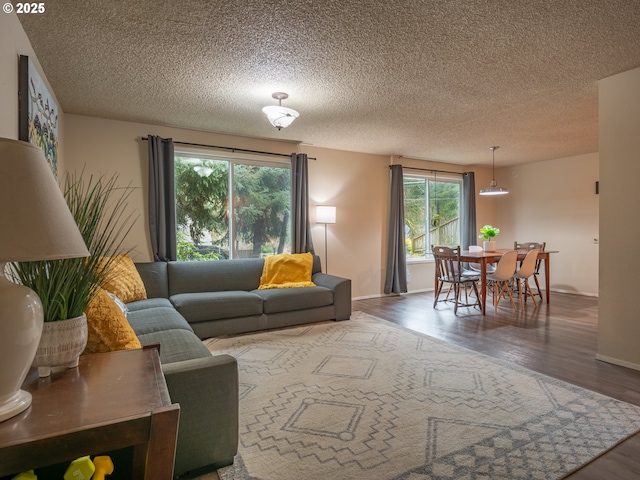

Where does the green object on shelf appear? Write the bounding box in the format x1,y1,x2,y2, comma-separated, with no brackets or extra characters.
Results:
63,456,95,480
11,470,37,480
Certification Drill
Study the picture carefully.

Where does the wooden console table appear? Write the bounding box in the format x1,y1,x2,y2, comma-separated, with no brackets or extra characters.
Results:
0,347,179,479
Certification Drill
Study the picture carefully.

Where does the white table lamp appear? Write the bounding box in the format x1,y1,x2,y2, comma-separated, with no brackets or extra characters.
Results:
0,138,89,422
316,205,337,273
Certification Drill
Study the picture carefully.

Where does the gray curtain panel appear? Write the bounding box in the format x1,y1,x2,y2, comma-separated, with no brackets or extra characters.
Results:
148,135,177,261
384,165,408,294
461,171,477,250
291,153,315,254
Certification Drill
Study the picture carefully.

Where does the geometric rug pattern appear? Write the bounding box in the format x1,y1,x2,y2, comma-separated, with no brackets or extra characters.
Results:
205,311,640,480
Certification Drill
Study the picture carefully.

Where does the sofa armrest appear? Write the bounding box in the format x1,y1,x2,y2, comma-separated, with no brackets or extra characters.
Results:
162,354,238,477
313,273,352,320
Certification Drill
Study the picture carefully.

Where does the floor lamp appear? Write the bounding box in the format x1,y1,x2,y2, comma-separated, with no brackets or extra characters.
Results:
316,205,336,273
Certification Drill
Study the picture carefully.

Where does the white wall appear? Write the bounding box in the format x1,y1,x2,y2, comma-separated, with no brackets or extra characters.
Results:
496,153,600,296
598,66,640,369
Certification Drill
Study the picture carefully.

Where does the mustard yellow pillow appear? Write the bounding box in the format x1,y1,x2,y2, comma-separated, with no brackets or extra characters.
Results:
258,253,316,289
102,253,147,303
83,288,141,354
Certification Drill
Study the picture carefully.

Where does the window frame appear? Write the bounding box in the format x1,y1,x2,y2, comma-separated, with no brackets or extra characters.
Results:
174,148,292,259
403,172,462,263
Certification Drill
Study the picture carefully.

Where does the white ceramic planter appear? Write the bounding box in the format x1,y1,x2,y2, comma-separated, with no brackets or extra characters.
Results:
483,240,497,252
32,314,88,377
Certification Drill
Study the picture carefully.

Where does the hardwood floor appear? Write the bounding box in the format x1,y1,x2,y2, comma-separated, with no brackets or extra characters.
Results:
353,291,640,479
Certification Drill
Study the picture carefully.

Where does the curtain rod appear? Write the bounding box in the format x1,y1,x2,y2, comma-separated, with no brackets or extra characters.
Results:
141,137,316,160
390,165,464,176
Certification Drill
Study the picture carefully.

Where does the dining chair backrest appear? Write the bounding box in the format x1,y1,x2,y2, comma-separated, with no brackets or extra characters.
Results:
490,250,518,281
514,241,546,253
516,249,539,278
432,245,461,280
515,242,546,274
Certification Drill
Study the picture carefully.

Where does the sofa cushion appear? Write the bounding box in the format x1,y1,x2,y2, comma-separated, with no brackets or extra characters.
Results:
168,258,265,295
103,253,148,303
128,306,194,336
127,297,174,312
134,261,169,298
137,329,211,364
254,286,334,314
171,291,264,322
83,288,141,354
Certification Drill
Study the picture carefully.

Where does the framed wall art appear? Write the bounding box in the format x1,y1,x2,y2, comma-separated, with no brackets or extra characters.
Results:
18,54,60,177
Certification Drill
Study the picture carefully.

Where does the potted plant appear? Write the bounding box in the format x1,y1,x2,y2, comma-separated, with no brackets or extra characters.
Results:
11,171,135,376
478,225,500,252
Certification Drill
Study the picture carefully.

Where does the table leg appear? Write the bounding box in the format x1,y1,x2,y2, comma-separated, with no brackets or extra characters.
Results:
544,256,551,304
481,260,487,315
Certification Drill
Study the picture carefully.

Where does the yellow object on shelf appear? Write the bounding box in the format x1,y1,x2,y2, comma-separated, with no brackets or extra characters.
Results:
63,456,95,480
93,456,114,479
11,470,37,480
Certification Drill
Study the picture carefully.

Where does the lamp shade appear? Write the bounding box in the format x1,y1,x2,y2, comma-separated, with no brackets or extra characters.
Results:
0,138,89,261
316,205,337,224
262,105,299,130
479,180,509,196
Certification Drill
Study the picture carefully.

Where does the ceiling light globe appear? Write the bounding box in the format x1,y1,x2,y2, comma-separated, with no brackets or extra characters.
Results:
262,106,299,130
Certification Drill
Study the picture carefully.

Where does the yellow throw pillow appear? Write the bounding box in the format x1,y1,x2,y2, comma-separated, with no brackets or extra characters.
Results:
258,252,316,289
102,253,147,303
84,288,141,354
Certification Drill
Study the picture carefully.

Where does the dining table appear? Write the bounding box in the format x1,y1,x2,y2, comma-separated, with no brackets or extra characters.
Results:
459,248,558,315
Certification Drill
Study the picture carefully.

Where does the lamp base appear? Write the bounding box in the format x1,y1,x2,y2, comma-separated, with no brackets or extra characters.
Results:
0,389,32,422
0,263,43,423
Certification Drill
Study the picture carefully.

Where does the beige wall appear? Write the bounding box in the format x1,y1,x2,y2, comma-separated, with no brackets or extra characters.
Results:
63,114,394,298
62,115,503,298
497,153,600,296
597,66,640,369
0,13,65,164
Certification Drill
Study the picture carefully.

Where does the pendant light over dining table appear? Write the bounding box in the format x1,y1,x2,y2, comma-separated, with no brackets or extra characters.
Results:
479,146,509,196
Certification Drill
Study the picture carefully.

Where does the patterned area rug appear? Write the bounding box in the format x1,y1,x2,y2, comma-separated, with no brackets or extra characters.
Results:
205,312,640,480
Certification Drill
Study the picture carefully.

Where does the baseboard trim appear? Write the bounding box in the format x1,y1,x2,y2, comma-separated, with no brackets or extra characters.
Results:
549,288,598,298
352,294,383,301
595,354,640,371
353,288,596,302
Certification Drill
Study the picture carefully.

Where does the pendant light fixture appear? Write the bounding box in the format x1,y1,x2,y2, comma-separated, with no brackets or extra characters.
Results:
479,146,509,196
262,92,299,130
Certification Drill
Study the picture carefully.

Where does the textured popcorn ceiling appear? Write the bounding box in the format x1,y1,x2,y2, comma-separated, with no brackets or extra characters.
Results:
18,0,640,166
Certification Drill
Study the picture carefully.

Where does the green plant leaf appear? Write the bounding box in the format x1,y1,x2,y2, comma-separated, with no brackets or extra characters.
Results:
11,170,137,322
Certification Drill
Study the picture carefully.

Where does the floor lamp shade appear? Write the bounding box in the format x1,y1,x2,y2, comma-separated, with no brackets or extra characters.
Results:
0,137,89,422
316,205,337,224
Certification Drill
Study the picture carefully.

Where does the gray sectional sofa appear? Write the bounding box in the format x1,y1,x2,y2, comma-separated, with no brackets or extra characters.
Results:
125,255,351,478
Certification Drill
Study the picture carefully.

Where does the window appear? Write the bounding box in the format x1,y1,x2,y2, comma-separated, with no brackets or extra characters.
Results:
404,175,461,260
175,153,291,260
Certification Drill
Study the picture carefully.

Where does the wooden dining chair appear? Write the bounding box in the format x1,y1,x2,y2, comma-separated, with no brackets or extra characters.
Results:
486,250,518,311
512,249,540,308
432,245,480,314
514,241,546,300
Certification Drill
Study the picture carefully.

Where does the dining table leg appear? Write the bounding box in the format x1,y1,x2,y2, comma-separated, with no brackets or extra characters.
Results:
481,259,487,315
544,256,551,304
